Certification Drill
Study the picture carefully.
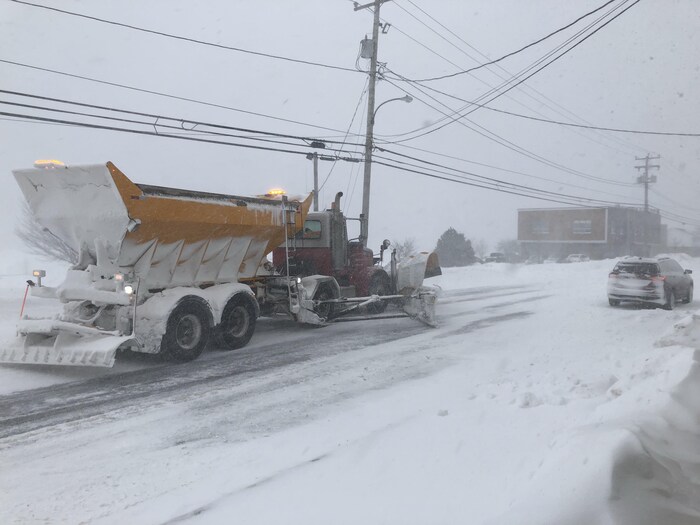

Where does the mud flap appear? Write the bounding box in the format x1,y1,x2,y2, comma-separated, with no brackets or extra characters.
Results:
1,321,134,367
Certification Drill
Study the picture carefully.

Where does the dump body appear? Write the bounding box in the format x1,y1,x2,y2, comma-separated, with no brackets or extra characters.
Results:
14,162,312,289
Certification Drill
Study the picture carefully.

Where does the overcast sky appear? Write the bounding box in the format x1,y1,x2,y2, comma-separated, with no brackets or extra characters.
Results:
1,0,698,255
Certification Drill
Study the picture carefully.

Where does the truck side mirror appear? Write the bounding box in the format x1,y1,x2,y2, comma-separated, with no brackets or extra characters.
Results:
379,239,391,265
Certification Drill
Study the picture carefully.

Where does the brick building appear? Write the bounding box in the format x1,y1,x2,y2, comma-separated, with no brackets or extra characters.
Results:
517,206,663,261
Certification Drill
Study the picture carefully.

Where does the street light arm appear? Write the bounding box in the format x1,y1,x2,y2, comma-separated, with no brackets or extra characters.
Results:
372,95,413,124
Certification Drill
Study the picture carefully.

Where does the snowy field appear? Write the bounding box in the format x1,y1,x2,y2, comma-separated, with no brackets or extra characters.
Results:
2,255,700,524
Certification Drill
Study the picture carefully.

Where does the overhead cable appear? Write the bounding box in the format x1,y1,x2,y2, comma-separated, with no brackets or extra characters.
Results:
10,0,360,74
0,59,358,137
0,89,366,148
396,0,618,82
384,0,641,142
0,110,364,161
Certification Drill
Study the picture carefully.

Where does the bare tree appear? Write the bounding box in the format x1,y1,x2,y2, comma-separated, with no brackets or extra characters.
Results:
496,239,521,262
15,202,78,263
472,238,488,260
391,237,416,261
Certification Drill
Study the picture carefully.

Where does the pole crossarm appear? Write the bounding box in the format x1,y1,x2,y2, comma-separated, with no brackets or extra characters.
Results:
353,0,391,11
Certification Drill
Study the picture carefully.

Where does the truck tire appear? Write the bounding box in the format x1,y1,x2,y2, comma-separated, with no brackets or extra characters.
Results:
161,298,212,363
663,288,676,311
215,294,257,350
367,272,390,314
313,286,335,321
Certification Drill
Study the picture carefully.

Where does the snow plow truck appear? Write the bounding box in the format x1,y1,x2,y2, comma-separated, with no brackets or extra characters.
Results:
2,161,440,367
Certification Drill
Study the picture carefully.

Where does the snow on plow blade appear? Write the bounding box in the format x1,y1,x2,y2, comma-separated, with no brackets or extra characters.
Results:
402,288,438,327
395,252,441,327
395,252,441,294
1,320,134,367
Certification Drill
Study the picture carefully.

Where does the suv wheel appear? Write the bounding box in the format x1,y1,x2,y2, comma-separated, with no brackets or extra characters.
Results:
664,288,676,311
685,285,694,304
608,298,620,307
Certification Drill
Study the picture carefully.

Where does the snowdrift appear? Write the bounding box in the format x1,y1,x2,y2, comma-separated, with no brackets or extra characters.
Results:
493,311,700,525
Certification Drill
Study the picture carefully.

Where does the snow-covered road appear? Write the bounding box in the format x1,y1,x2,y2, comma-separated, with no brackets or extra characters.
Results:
2,259,700,524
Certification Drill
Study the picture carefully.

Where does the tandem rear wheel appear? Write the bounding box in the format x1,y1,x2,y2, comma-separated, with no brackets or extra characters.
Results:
161,298,212,363
215,294,257,350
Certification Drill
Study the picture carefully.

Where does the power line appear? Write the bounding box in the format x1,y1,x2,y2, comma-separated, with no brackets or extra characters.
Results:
0,110,364,161
9,105,700,226
10,0,361,74
0,59,361,137
396,0,618,82
0,98,344,153
0,89,367,148
380,76,636,187
379,0,649,157
396,0,648,156
373,156,700,226
384,74,700,137
5,100,643,209
376,145,636,201
380,0,626,134
373,158,625,208
318,79,369,192
385,0,641,143
373,150,637,207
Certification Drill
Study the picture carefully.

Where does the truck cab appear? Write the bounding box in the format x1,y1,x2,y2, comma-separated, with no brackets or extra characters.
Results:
272,192,391,300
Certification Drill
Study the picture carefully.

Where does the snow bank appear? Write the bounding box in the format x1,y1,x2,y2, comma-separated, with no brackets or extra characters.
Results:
493,309,700,525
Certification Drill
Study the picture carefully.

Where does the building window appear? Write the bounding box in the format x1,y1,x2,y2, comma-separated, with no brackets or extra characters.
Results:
572,219,592,234
531,219,549,234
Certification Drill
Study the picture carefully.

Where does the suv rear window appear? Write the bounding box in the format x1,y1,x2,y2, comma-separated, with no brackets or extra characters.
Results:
613,262,660,276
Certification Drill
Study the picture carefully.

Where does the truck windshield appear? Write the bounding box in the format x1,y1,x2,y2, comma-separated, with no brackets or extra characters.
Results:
302,220,321,239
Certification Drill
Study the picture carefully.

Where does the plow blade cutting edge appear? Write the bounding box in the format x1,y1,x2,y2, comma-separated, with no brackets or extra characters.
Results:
1,320,134,367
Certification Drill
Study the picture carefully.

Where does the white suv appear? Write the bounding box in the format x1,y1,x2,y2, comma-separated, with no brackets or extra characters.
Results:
607,256,693,309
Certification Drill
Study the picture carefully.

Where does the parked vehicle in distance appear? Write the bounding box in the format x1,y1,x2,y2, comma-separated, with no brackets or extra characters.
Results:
607,256,693,310
485,252,507,263
566,254,590,263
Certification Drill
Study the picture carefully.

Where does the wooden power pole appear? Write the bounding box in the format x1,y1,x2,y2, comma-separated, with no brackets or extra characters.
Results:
355,0,387,247
635,154,660,212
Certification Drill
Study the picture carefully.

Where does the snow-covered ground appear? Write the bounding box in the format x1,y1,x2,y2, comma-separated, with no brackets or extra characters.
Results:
2,255,700,524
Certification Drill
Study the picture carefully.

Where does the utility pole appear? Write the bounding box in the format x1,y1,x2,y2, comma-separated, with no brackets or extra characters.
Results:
308,152,319,211
635,153,660,212
355,0,387,247
306,141,326,212
634,153,660,256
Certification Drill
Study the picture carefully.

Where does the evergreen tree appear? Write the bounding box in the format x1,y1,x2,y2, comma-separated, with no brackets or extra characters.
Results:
435,227,476,267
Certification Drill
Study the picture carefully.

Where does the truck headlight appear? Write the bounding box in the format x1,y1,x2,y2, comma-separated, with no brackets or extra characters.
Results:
124,284,134,295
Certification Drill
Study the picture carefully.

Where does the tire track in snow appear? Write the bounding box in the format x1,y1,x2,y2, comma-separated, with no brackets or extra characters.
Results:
0,287,545,441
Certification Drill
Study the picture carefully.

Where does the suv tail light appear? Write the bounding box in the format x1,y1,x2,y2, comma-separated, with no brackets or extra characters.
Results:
651,275,666,282
608,272,618,279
